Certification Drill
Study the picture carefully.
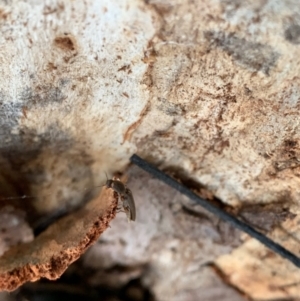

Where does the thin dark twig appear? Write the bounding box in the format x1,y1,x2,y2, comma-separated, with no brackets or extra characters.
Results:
130,154,300,269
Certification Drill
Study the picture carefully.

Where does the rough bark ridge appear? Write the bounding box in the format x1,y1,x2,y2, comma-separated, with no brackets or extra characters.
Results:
0,188,117,291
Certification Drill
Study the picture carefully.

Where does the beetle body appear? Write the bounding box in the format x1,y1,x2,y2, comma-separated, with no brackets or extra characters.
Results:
105,176,136,222
122,187,136,222
105,177,126,195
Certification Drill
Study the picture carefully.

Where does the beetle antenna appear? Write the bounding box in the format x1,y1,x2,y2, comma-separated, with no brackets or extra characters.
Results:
0,195,38,200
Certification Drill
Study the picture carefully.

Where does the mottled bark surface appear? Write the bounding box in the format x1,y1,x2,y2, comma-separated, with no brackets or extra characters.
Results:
0,0,300,299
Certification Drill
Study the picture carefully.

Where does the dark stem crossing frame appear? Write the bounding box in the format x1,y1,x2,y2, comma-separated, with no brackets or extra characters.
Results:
130,154,300,269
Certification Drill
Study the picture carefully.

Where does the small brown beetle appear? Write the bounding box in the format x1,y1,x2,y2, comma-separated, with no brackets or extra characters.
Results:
105,175,136,222
122,187,136,222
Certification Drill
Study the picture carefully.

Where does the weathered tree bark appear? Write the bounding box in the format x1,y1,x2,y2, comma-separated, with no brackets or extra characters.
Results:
0,0,300,299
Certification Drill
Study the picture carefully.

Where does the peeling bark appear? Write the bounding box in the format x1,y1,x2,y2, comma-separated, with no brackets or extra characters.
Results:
0,188,117,291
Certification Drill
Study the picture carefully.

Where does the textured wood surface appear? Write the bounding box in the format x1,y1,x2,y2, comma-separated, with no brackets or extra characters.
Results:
0,0,300,299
